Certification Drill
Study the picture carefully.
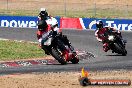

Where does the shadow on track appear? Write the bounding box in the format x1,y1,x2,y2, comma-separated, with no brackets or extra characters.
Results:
106,54,126,56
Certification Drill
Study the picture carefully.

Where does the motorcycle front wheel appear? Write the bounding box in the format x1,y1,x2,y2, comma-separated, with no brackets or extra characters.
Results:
114,43,127,56
51,48,67,65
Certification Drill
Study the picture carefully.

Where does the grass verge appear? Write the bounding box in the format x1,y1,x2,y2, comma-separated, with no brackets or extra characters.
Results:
0,40,46,61
0,9,132,19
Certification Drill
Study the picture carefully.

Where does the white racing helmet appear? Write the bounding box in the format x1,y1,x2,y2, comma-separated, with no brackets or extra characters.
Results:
40,8,47,15
40,8,46,12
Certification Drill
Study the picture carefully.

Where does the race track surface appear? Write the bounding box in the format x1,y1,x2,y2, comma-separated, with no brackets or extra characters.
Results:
0,28,132,74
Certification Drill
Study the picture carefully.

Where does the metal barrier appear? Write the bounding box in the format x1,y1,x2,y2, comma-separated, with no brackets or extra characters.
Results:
0,0,132,18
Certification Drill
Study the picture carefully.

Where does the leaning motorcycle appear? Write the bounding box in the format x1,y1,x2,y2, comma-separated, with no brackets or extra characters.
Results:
41,28,79,65
41,24,79,65
104,31,127,56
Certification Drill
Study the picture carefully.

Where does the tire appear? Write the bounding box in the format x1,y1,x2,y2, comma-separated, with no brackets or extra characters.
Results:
51,48,67,65
79,77,90,86
114,43,127,56
122,49,127,56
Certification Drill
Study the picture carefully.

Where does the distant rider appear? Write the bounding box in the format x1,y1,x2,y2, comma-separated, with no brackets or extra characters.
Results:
95,20,122,52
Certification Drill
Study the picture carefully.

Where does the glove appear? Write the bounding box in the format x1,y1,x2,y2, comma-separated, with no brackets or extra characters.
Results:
97,38,102,42
99,40,102,42
38,38,42,48
38,38,42,43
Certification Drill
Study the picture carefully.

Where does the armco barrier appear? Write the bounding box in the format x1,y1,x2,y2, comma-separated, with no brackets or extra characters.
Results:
0,16,132,31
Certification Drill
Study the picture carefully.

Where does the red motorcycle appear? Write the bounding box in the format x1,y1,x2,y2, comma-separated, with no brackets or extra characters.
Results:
103,29,127,56
41,28,79,65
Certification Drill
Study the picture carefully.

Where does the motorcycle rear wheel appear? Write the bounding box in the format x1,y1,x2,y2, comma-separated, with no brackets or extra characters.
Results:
122,49,127,56
114,43,127,56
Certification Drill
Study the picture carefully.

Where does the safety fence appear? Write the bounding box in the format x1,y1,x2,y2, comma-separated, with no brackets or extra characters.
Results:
0,0,132,19
0,16,132,31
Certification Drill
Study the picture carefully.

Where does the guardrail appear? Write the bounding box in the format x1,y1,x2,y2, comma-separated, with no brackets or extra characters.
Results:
0,16,132,31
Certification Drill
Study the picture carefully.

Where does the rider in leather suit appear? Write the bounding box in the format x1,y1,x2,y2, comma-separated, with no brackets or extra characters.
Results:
95,20,122,52
37,8,75,54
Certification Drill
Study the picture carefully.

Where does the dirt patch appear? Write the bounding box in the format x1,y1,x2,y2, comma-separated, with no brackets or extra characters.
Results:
0,70,131,88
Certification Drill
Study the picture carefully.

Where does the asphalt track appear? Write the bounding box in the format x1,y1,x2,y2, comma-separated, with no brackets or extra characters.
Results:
0,28,132,75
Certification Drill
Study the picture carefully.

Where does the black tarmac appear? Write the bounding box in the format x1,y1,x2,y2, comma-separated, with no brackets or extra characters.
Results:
0,28,132,74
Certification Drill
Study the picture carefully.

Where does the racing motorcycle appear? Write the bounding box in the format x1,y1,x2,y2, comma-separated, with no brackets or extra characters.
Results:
104,30,127,56
41,17,79,65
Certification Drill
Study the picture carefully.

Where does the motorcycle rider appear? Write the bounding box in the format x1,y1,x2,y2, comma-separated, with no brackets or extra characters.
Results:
95,20,122,52
37,20,52,55
37,8,75,55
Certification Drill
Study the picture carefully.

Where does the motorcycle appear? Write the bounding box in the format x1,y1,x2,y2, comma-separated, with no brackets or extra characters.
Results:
40,17,79,65
104,30,127,56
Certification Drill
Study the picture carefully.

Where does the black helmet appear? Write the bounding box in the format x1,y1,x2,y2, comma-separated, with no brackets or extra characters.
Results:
38,20,48,31
96,20,103,29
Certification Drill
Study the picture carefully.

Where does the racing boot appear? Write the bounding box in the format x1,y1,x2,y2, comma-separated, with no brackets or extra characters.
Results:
112,50,115,53
42,46,50,55
44,50,50,55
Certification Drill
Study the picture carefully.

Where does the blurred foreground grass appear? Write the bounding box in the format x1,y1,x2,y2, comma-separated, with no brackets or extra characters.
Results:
0,40,46,61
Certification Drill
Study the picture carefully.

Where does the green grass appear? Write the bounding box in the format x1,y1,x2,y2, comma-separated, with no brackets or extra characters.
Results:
0,40,46,61
1,9,132,19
